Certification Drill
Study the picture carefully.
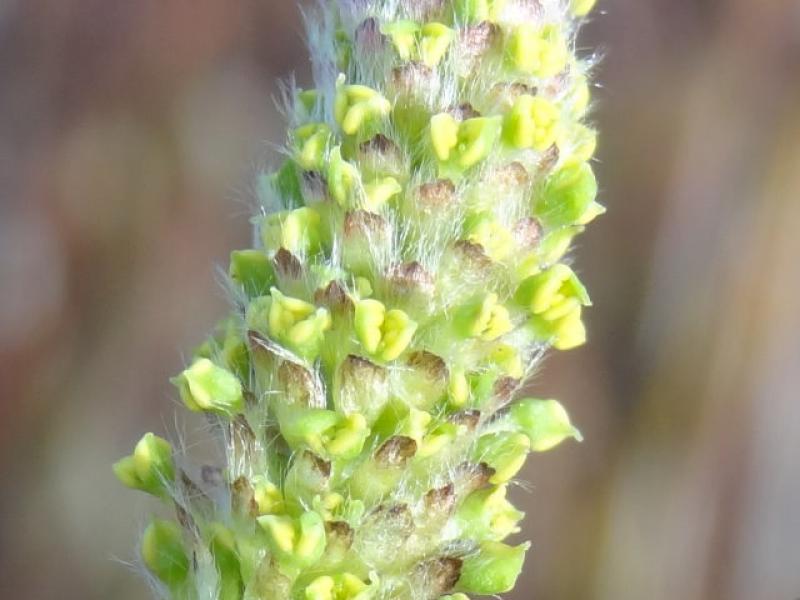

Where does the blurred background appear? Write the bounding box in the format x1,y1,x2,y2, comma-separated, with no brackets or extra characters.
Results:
1,1,799,598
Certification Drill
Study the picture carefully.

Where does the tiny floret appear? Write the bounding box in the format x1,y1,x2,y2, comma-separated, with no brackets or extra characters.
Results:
171,358,243,416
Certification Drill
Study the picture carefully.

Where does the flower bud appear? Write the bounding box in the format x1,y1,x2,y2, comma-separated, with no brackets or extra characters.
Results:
529,305,587,350
454,293,514,342
515,263,590,319
261,206,323,257
113,432,175,497
171,358,244,416
267,288,331,360
294,123,333,171
430,114,503,177
253,477,285,515
507,24,568,78
473,432,530,484
503,94,560,151
354,299,417,361
257,511,327,569
448,367,470,408
328,146,362,206
510,398,582,451
457,541,529,595
430,113,459,162
382,20,454,67
515,263,590,349
280,407,369,460
486,343,524,378
534,162,602,229
312,492,345,521
464,214,514,262
420,22,455,66
418,421,459,458
456,484,524,541
141,519,189,588
381,20,420,61
334,80,391,137
363,176,402,211
304,573,373,600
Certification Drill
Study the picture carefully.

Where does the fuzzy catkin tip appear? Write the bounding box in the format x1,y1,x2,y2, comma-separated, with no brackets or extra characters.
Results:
116,1,601,599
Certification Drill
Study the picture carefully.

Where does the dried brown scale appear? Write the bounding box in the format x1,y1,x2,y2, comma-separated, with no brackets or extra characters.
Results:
424,483,456,513
300,450,333,479
488,161,531,189
354,17,386,53
374,435,418,467
277,361,318,406
391,62,436,98
314,280,352,310
490,82,539,110
414,179,457,213
339,354,387,382
451,239,495,272
174,501,198,537
537,143,561,175
448,409,482,431
364,503,414,539
447,103,481,121
231,475,259,518
406,350,448,380
343,209,389,237
230,413,260,462
513,216,543,249
414,556,463,597
325,520,355,549
457,21,501,61
386,261,436,295
273,247,303,278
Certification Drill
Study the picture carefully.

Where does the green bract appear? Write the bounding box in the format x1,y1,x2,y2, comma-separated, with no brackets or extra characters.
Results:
116,1,602,598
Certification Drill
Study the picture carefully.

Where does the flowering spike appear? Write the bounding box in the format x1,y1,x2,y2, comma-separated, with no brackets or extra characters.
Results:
117,1,603,597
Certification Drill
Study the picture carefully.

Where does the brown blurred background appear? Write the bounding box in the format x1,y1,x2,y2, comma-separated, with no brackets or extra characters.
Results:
1,1,799,599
